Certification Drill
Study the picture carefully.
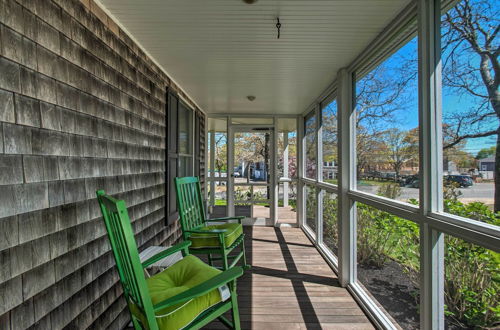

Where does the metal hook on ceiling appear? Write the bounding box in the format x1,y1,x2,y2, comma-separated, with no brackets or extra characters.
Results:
276,17,281,39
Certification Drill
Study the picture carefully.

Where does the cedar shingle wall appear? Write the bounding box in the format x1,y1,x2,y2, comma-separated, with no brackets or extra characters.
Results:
0,0,204,328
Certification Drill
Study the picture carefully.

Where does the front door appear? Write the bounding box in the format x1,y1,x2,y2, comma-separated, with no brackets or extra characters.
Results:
228,127,275,225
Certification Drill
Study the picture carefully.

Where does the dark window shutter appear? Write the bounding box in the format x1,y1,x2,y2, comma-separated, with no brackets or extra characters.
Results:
166,89,206,225
166,90,179,225
195,111,206,195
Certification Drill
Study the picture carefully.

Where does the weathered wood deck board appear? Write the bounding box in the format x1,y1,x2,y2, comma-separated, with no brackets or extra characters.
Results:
204,226,374,330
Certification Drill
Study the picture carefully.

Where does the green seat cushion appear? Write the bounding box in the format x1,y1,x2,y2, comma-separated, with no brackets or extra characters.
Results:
189,223,243,249
131,255,225,330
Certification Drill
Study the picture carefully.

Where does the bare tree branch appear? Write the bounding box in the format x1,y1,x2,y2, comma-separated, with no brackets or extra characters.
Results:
444,129,498,149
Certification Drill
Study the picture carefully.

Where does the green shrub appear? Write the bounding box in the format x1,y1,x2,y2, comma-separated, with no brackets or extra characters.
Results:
377,183,402,199
305,187,317,230
356,184,418,268
357,204,398,267
445,199,500,225
444,235,500,328
443,199,500,328
317,181,499,328
323,195,339,250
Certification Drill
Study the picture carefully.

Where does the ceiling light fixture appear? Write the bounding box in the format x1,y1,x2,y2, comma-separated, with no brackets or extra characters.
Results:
247,95,256,101
242,0,258,4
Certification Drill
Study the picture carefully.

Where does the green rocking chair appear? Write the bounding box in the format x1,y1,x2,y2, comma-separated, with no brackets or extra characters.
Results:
174,177,250,271
96,190,243,330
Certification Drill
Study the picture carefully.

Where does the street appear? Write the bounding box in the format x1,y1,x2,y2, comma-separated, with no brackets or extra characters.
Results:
357,182,495,206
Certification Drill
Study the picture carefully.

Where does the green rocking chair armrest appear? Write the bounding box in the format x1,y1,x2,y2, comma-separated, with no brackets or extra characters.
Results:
205,216,245,224
141,241,191,269
153,266,244,311
186,229,228,234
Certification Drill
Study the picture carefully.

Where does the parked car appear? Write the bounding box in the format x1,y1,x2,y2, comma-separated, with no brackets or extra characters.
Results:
401,175,419,188
380,172,396,180
233,167,241,177
444,175,473,187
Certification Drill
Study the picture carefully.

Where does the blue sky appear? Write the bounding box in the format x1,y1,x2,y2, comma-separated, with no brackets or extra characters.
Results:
354,33,497,157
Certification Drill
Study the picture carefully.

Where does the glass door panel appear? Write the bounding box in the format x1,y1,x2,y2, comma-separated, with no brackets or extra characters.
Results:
231,129,274,221
207,118,228,218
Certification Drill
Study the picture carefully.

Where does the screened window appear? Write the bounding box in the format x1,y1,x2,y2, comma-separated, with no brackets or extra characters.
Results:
444,237,499,328
441,0,498,215
354,37,419,204
167,93,199,224
321,99,338,183
305,184,317,233
356,202,420,329
207,117,228,218
322,191,338,255
296,1,500,329
304,111,317,179
178,103,193,177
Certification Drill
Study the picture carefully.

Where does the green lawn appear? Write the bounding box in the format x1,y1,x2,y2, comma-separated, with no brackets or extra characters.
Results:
357,179,388,186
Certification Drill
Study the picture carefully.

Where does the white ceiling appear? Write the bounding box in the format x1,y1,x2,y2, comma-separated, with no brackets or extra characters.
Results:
99,0,410,115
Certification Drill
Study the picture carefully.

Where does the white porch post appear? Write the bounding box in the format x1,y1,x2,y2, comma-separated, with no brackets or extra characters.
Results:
337,67,356,287
298,116,305,228
418,0,444,328
316,103,322,241
227,122,235,217
272,123,279,226
283,131,289,207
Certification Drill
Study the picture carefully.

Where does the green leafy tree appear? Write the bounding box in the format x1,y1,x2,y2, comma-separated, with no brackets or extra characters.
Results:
214,133,227,178
476,146,496,159
381,128,418,179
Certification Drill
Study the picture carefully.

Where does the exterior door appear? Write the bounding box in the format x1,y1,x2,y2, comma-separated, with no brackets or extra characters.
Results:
228,127,275,225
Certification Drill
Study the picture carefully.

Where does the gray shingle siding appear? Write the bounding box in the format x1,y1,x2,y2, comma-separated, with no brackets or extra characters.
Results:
0,0,203,328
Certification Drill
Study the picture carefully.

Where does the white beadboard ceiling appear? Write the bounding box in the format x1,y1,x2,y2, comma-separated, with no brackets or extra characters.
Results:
99,0,410,115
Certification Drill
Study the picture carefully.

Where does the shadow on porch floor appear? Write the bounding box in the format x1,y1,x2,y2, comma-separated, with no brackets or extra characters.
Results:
203,226,374,329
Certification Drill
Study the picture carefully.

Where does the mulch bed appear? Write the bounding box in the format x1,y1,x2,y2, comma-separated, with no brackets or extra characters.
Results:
358,260,420,329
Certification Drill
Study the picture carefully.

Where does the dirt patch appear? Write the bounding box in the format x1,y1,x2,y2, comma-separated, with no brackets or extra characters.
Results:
358,261,420,329
357,261,467,329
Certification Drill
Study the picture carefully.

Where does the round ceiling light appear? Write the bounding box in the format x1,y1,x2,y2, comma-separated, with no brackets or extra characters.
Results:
247,95,256,101
242,0,258,4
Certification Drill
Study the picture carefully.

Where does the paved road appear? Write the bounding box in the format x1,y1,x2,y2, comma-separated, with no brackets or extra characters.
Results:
357,182,494,205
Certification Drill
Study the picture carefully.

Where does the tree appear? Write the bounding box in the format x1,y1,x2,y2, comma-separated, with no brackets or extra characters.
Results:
382,128,418,179
448,149,477,170
322,101,338,164
214,133,227,178
403,127,420,171
441,0,499,211
355,44,418,175
235,132,271,183
357,129,387,174
278,134,297,178
476,146,496,159
442,124,477,171
305,116,317,178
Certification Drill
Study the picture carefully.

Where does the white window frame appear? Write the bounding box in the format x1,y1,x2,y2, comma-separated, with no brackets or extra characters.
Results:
297,0,500,329
178,101,195,177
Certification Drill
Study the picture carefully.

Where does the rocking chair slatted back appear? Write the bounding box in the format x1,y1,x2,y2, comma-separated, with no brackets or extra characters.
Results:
174,177,207,235
96,190,156,322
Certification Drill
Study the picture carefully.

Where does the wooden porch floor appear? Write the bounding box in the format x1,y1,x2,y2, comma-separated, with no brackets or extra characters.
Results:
205,227,374,329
